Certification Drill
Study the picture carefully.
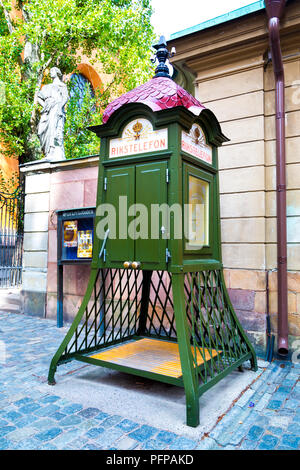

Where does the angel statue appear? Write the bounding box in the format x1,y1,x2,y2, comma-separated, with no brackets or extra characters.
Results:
37,67,69,161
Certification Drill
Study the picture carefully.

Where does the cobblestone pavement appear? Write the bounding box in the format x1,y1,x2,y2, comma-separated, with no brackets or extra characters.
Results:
0,312,299,450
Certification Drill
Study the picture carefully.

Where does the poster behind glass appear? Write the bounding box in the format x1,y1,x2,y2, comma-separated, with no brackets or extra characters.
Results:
62,217,94,260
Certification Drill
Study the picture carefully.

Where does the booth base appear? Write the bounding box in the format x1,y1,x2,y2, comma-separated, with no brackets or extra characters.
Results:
88,338,219,379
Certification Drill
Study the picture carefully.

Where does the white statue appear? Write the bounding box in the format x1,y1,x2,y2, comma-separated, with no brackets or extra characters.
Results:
37,67,69,161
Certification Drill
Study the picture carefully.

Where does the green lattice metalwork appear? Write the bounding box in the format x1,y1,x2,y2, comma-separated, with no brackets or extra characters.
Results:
48,267,256,426
184,270,257,392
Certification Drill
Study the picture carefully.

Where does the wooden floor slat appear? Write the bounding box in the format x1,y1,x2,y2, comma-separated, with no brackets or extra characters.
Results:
90,338,219,378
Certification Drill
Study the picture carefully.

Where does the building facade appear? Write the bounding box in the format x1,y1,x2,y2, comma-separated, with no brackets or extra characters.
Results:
169,0,300,355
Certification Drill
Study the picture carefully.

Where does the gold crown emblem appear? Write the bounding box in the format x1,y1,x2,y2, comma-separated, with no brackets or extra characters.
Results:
133,121,143,139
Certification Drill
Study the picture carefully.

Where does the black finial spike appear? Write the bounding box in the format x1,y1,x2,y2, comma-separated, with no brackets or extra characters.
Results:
152,35,175,79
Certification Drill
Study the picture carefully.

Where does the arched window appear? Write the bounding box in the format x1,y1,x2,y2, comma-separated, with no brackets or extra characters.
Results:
69,73,95,110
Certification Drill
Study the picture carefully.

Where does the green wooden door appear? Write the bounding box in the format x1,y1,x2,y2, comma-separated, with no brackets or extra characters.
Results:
135,161,168,270
103,162,168,269
104,166,135,265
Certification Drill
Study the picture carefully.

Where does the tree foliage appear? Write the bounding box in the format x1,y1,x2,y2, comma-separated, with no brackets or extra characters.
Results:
0,0,155,167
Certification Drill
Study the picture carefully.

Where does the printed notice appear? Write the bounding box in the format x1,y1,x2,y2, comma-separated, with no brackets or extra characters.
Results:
63,220,78,247
77,230,93,258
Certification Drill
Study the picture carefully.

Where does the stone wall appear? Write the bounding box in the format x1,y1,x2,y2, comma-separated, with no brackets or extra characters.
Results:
20,156,98,322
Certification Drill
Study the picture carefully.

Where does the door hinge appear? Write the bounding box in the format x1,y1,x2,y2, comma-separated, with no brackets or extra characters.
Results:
166,168,170,183
104,177,107,191
166,248,171,263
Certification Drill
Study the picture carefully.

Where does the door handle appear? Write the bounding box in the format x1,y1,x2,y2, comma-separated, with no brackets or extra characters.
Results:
123,261,132,269
132,261,141,270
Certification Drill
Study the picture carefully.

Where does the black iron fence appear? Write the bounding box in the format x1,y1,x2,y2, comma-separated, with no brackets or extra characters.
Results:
0,188,24,288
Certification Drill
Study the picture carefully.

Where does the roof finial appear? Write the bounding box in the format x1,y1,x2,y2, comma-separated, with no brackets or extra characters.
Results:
152,36,176,79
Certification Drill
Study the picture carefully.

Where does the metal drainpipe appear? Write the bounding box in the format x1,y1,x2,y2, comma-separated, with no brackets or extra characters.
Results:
265,0,288,356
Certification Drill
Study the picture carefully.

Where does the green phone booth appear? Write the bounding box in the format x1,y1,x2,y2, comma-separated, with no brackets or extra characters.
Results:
48,38,257,427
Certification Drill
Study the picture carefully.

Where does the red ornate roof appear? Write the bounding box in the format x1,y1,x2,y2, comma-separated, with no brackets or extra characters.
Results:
102,77,205,124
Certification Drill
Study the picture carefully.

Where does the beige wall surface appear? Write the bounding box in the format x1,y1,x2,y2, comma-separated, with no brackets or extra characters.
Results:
169,1,300,351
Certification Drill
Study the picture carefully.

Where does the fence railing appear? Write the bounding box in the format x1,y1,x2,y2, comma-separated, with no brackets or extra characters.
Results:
0,187,24,288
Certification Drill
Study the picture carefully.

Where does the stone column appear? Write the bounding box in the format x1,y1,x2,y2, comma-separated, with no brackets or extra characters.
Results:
20,162,51,317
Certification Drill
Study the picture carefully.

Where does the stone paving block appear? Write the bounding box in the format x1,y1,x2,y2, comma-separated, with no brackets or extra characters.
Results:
51,429,84,449
156,430,178,445
59,415,83,427
291,390,300,400
0,438,10,450
239,438,258,450
235,388,256,407
14,414,38,428
168,436,198,450
51,412,66,421
13,438,43,450
0,425,16,436
246,425,264,441
19,403,41,414
76,418,100,432
40,443,58,450
272,391,289,402
129,425,158,442
7,426,37,441
82,442,102,450
257,434,279,450
94,411,110,422
78,407,100,419
284,398,299,410
277,445,296,450
67,437,86,449
280,434,300,449
196,437,218,450
277,386,293,394
210,406,242,442
94,427,124,449
3,411,23,422
34,427,63,442
227,410,260,446
288,422,300,434
116,419,139,432
14,397,33,407
142,438,166,450
267,414,294,430
85,427,105,440
114,436,139,450
40,395,61,404
100,415,123,428
34,404,60,417
32,418,58,431
266,426,284,436
267,399,283,410
61,403,83,414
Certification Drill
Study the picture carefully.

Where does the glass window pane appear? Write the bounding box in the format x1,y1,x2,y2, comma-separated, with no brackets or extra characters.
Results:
186,175,209,250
